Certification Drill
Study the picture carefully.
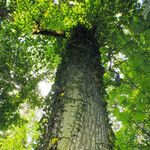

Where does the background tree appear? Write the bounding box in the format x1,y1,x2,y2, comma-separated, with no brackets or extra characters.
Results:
0,0,149,149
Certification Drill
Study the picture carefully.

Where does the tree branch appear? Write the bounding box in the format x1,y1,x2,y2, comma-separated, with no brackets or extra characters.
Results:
32,26,66,38
0,9,11,18
119,64,150,100
135,123,150,137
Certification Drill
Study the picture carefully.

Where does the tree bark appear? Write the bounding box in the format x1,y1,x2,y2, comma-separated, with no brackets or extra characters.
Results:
38,25,113,150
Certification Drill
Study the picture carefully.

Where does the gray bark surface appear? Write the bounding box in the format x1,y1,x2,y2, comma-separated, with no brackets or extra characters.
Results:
38,25,113,150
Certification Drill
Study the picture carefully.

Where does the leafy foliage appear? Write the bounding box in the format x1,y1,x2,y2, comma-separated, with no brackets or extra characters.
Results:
0,106,40,150
0,0,149,149
0,19,61,130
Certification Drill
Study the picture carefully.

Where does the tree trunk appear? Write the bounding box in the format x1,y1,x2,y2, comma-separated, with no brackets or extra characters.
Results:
38,25,113,150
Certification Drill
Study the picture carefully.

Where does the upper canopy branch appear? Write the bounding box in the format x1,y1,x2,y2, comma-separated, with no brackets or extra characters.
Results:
32,25,66,38
0,9,12,19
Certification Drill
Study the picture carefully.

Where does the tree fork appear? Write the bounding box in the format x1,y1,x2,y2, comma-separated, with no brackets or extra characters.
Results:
37,24,114,150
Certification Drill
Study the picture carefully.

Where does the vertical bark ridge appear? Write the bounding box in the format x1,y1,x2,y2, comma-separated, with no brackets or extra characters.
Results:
37,25,114,150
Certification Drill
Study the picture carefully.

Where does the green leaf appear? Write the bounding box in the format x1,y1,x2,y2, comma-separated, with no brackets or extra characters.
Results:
118,112,130,124
134,112,145,122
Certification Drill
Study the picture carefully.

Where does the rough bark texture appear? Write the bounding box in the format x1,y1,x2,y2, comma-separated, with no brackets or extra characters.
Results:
38,25,113,150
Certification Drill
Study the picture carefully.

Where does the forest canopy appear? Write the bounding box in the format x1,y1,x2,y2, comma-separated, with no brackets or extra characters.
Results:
0,0,150,149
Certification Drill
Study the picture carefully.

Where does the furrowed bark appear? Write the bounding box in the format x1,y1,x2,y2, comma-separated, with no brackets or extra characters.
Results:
37,25,113,150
